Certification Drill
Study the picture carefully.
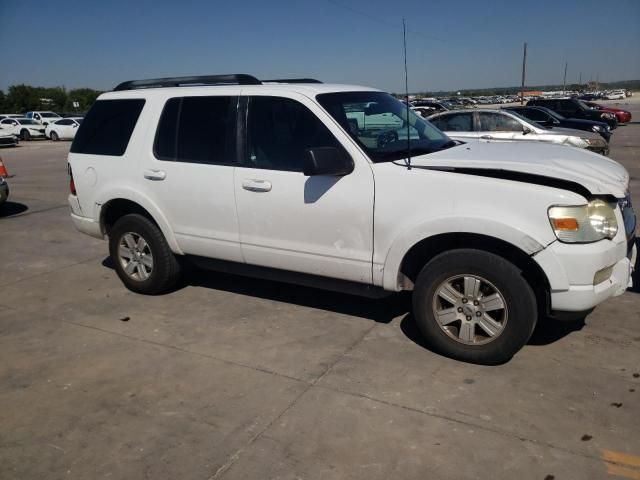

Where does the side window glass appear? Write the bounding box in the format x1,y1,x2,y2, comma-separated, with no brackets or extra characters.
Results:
246,96,343,171
70,99,145,156
525,109,546,121
437,113,473,132
478,112,523,132
154,96,237,165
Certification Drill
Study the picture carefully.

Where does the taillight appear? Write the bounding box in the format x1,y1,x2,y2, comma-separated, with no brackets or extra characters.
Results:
68,164,76,195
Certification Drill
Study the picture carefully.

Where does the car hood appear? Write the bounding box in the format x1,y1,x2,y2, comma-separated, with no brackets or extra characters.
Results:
540,126,601,139
408,141,628,198
561,118,607,128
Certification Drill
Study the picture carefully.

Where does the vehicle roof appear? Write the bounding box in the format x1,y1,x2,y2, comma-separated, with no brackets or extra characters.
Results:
98,83,381,100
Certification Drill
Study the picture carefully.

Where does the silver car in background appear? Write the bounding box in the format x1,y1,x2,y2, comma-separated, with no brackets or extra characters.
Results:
427,109,609,155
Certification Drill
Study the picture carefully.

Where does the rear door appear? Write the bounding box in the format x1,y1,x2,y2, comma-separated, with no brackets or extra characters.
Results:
140,95,242,261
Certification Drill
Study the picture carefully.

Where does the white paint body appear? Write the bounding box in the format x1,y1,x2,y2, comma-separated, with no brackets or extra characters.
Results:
68,83,636,314
0,118,46,138
45,117,82,140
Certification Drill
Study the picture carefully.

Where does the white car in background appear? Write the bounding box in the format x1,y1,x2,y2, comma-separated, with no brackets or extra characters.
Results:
0,114,23,121
0,126,18,147
46,117,83,141
0,117,46,140
25,110,62,126
606,90,626,100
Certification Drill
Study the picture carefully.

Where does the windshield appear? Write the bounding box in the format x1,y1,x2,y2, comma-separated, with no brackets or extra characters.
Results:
577,100,593,110
542,108,564,120
17,119,39,125
316,91,454,162
41,112,60,118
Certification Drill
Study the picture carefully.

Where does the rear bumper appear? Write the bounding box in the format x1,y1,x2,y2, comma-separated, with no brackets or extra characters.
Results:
69,194,103,239
0,183,8,204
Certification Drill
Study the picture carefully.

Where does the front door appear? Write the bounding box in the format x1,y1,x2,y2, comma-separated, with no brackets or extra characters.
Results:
234,94,375,284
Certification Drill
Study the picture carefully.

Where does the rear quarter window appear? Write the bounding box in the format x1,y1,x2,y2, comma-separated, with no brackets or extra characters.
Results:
71,99,145,156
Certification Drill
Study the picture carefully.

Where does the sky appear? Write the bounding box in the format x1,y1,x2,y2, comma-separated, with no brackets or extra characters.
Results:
1,0,639,93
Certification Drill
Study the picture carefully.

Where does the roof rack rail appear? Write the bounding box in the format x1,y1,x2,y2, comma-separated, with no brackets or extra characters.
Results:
113,74,262,91
260,78,323,84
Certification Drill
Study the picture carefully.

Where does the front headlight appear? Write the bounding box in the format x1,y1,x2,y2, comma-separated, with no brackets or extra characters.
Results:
592,125,602,132
601,112,615,120
548,199,618,242
583,137,606,148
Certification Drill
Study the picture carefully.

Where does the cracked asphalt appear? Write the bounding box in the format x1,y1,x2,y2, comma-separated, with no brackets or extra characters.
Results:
1,98,639,480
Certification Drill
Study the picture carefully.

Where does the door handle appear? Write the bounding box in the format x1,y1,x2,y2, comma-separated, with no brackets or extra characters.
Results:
480,135,493,140
242,179,272,192
144,169,166,181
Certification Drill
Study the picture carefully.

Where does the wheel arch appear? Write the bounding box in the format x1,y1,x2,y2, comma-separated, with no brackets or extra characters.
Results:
100,198,182,254
396,232,551,316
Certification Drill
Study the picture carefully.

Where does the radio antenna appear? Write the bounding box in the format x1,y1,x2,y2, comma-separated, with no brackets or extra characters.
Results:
403,18,411,169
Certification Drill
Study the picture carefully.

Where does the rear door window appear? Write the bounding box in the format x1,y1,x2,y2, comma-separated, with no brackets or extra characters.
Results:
478,112,523,131
430,112,473,132
154,96,237,165
71,99,145,156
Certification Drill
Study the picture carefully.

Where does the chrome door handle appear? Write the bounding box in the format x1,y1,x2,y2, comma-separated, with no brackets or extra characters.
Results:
242,179,272,192
144,169,166,181
480,135,493,140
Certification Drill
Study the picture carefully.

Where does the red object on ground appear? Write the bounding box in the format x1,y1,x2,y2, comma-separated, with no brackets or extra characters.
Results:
0,156,11,178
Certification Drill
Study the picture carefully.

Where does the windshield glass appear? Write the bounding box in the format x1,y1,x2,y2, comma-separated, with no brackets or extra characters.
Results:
316,91,453,162
17,119,39,125
577,100,593,110
41,112,60,118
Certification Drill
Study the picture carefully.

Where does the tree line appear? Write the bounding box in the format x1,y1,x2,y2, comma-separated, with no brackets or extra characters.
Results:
0,85,103,114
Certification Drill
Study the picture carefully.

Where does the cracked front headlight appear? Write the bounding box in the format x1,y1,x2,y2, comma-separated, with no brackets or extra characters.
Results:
548,199,618,242
585,137,606,147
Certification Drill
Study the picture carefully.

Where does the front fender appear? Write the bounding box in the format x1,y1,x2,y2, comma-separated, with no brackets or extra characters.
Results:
380,216,549,291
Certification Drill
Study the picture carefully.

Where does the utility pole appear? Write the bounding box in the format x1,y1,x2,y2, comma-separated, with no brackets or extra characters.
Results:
520,42,527,105
579,72,582,88
562,61,568,94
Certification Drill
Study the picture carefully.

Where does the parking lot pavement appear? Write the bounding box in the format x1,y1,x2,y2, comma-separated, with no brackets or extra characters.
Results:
1,102,640,479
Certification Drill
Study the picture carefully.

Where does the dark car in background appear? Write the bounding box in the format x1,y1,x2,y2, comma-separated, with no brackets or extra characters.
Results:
505,105,612,142
527,98,618,129
410,100,454,118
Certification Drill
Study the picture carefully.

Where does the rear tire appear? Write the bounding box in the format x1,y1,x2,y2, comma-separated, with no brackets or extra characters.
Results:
21,129,31,141
109,214,182,294
50,131,59,141
412,249,537,365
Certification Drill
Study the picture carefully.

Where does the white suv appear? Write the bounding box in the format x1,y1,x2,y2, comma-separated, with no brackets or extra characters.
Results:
67,74,637,364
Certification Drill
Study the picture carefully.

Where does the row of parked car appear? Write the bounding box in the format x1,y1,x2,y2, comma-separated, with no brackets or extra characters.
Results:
410,96,632,157
0,111,84,147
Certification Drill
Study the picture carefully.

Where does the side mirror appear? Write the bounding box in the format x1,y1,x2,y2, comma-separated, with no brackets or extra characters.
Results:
303,147,354,176
523,127,532,135
72,123,78,128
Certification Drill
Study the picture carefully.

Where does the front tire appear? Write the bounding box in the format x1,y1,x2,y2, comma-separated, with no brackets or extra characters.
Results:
412,249,537,365
109,214,182,294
